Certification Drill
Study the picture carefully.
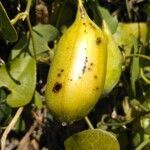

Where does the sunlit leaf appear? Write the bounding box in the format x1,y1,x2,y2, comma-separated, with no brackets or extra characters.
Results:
97,6,118,34
34,91,43,109
0,1,18,42
64,129,120,150
0,56,36,107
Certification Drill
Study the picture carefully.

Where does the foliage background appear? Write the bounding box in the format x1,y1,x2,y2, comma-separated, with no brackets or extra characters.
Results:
0,0,150,150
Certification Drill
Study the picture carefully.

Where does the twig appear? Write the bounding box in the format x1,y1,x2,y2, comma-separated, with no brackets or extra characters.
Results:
16,121,38,150
125,0,132,20
1,107,24,150
126,54,150,61
140,68,150,84
17,110,43,150
135,138,150,150
84,116,94,129
10,12,28,25
10,0,33,25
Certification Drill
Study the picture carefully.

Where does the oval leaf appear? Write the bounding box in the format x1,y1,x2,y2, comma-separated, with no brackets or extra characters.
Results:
64,129,120,150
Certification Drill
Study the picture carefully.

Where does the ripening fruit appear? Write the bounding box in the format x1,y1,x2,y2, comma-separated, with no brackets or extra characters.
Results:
45,0,107,124
102,20,123,95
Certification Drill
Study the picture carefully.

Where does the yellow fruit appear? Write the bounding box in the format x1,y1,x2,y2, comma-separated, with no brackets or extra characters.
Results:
102,21,123,95
45,0,107,124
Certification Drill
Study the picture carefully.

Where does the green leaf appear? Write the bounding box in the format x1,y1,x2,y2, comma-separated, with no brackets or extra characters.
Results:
29,24,59,55
64,129,120,150
15,117,26,132
140,114,150,135
10,34,29,59
34,91,43,109
144,3,150,17
0,56,36,107
0,88,12,123
10,24,58,62
0,2,18,42
97,6,118,34
130,36,140,96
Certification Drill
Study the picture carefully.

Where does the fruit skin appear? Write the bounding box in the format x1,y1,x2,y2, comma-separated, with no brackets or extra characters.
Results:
45,1,107,124
102,21,123,95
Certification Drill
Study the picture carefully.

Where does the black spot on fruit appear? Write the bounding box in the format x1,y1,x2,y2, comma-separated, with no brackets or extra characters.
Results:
82,65,86,74
57,73,61,77
94,75,97,79
61,69,64,72
90,63,94,66
96,87,99,90
90,23,95,29
83,22,86,25
96,37,101,44
88,67,91,71
52,82,62,93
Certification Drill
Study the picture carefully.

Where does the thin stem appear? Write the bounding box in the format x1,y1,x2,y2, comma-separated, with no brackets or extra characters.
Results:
23,0,36,59
26,16,37,59
1,107,24,150
84,116,94,129
125,0,132,20
25,0,32,14
126,54,150,61
126,54,150,84
11,12,28,25
98,115,134,127
135,139,150,150
10,0,32,25
140,68,150,84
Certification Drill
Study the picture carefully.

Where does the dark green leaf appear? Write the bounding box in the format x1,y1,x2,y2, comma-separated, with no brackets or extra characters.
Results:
0,2,18,42
15,117,26,132
10,34,29,59
144,3,150,17
0,88,12,123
